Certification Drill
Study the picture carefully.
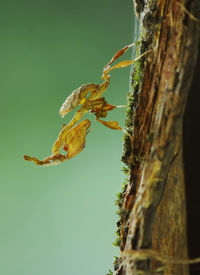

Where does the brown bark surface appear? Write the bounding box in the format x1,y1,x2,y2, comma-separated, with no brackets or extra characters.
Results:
116,1,200,274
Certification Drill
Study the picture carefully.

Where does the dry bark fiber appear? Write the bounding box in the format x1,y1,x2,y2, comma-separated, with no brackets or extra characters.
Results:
116,0,200,274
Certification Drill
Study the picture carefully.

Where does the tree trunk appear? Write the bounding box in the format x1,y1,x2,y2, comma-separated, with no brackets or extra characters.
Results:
114,1,200,275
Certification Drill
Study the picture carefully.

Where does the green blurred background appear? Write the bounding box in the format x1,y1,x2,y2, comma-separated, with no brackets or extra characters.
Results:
0,1,134,274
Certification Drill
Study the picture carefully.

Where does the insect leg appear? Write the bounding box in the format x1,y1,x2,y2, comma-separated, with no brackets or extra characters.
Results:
102,49,151,80
104,43,136,71
96,117,122,130
24,154,68,166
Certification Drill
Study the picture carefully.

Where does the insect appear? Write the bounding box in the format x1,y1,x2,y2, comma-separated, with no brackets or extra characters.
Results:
24,43,150,166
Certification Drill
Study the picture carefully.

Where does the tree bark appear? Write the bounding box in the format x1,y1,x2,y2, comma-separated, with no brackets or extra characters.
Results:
114,1,200,275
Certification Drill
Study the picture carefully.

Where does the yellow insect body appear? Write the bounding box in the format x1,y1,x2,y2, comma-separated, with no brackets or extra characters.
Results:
24,43,150,166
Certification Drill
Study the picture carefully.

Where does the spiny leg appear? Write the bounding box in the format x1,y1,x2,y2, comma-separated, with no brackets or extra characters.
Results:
93,100,128,131
102,49,152,81
93,44,151,105
103,43,136,77
93,44,152,130
90,99,122,130
88,97,116,111
24,154,68,166
96,117,122,130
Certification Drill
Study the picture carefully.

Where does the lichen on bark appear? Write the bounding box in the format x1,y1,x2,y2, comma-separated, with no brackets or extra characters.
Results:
114,0,200,275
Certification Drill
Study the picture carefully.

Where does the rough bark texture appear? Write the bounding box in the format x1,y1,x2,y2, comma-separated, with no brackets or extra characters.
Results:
114,1,200,275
